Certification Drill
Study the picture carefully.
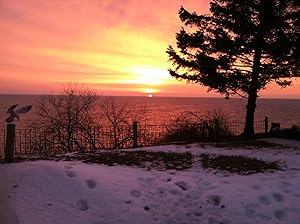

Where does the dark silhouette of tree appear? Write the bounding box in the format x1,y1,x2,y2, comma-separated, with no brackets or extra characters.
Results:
98,97,147,149
167,0,299,137
35,85,99,153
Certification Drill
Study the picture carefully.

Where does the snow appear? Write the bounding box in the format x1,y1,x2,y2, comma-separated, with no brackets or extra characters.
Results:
1,138,300,224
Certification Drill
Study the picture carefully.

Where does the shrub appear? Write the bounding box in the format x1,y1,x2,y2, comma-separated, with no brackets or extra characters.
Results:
165,110,232,143
270,124,300,140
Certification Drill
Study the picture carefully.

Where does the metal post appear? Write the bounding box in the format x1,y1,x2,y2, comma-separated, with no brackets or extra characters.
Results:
264,116,269,135
5,123,15,162
133,121,138,148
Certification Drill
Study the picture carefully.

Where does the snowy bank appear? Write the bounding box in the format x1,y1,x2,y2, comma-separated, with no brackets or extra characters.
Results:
1,138,300,224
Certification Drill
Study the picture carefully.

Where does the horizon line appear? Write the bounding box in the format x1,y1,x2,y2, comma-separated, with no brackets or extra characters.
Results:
0,93,299,100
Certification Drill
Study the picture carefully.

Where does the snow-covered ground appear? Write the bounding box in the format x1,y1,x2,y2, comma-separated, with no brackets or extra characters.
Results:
2,138,300,224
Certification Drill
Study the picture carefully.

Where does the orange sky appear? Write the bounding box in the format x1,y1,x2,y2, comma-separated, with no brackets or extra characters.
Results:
0,0,299,98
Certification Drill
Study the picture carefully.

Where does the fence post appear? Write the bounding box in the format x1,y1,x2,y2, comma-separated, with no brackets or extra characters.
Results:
133,121,138,148
264,116,269,135
5,123,16,162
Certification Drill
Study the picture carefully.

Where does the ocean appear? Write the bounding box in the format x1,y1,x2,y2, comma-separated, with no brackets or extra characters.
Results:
0,94,299,129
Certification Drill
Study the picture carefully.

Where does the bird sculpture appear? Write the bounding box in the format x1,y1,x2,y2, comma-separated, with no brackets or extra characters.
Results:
5,104,32,123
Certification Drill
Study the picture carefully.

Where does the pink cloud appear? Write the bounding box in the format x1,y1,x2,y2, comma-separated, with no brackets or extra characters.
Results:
0,0,298,98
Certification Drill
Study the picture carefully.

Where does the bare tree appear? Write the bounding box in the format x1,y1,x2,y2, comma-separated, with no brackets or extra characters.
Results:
30,89,151,153
97,97,147,149
34,85,99,153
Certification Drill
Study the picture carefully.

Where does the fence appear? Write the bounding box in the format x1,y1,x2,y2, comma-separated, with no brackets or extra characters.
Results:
0,119,267,159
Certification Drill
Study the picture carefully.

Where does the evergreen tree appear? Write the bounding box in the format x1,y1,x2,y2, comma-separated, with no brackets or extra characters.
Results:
167,0,299,137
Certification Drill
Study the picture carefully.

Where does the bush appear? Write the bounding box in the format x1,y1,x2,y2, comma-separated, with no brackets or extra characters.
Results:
165,110,232,143
270,124,300,140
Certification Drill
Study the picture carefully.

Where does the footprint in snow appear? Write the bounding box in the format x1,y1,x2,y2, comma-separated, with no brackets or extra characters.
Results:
131,190,141,198
251,185,261,190
293,193,300,198
76,199,89,211
244,203,259,218
65,170,76,178
273,193,284,202
86,179,96,189
166,177,172,182
169,189,182,196
258,195,271,205
194,211,203,217
175,181,189,191
274,210,287,220
157,187,166,195
207,195,221,206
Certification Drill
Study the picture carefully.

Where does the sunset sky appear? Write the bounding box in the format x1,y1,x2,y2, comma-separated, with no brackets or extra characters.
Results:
0,0,299,98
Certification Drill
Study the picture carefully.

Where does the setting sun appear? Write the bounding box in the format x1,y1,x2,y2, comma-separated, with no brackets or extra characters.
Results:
0,1,300,223
0,0,299,98
129,67,171,85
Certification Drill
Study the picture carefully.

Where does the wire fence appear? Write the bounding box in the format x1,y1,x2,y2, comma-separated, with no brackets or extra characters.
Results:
0,120,267,158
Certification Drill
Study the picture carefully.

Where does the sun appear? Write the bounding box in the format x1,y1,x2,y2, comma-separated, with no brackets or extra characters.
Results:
121,66,174,95
126,66,171,85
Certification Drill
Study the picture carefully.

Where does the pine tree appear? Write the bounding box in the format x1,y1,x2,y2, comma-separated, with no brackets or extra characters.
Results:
167,0,299,137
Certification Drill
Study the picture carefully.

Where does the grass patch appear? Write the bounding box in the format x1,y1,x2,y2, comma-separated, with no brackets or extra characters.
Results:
8,149,284,175
59,150,194,171
211,139,292,149
199,153,283,175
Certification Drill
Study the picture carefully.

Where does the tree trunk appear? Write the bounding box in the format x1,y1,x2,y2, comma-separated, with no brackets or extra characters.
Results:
242,0,272,137
243,44,262,137
243,92,257,137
